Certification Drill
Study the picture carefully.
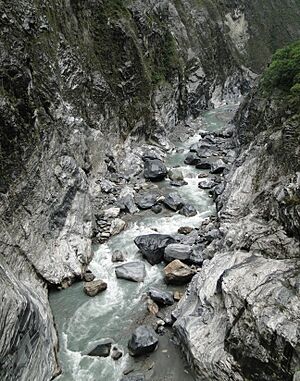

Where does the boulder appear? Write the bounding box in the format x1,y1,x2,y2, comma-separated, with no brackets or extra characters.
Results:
83,270,95,282
134,234,176,265
110,218,126,236
164,244,192,263
115,262,146,282
144,159,167,181
84,280,107,296
195,161,212,170
118,187,139,214
112,250,125,262
148,287,174,306
168,168,184,181
178,226,193,235
184,152,200,165
170,180,188,187
135,192,159,209
163,192,184,211
142,149,162,161
210,159,227,174
198,178,218,189
88,339,112,357
189,245,205,266
100,179,116,193
164,260,196,284
151,204,162,214
179,204,197,217
128,326,159,357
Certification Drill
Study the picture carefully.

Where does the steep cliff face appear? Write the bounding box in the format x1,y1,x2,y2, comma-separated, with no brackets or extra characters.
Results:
174,42,300,381
0,1,300,380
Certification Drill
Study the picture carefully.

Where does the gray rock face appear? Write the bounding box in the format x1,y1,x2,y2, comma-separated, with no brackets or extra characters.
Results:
164,244,193,263
120,374,145,381
134,234,176,265
128,326,159,357
143,159,168,182
174,76,300,380
115,262,146,282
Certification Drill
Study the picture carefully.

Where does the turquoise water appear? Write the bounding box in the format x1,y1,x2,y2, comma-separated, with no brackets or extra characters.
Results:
49,106,236,381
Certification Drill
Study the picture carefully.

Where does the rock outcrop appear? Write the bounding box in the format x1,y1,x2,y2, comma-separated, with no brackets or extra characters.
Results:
174,42,300,381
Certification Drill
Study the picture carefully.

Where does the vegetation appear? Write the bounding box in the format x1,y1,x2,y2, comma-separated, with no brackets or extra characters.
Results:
262,40,300,107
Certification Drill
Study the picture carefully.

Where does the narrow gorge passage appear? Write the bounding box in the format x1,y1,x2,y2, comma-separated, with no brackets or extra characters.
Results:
49,106,237,381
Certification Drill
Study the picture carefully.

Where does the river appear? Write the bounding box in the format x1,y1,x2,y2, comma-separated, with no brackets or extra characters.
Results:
49,105,236,381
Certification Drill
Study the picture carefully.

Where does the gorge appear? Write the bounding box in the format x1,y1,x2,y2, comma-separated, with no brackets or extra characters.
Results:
0,1,300,381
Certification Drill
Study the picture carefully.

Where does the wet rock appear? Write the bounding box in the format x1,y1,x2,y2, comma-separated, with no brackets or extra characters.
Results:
210,159,227,174
164,260,196,284
84,280,107,296
151,204,162,214
110,218,126,236
134,234,176,265
164,244,193,263
204,228,222,243
189,245,205,266
170,180,188,187
120,374,145,381
178,226,194,235
198,178,218,189
115,262,146,282
128,326,159,357
168,168,184,181
148,287,175,306
163,192,184,211
212,182,226,200
179,204,197,217
88,340,112,357
112,250,125,262
142,149,163,161
144,159,167,182
184,152,200,165
82,270,95,282
135,192,159,209
111,346,123,361
195,161,212,170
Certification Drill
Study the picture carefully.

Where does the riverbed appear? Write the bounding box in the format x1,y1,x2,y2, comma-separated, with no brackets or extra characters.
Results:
49,105,237,381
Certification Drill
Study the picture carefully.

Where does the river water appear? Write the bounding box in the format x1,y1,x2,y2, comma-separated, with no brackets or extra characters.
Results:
49,106,236,381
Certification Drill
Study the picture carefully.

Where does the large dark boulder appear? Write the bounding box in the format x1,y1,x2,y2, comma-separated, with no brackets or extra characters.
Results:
148,287,175,306
144,159,167,181
179,204,197,217
164,244,193,263
198,178,218,189
163,192,184,211
134,234,176,265
135,192,159,209
115,262,146,282
128,326,159,357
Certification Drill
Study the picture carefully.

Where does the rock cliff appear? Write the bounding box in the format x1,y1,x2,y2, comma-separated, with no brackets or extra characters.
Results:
174,41,300,380
0,0,300,380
